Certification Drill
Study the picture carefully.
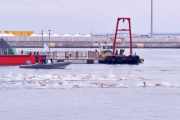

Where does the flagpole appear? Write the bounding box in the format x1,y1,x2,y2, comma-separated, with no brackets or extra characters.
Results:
41,30,43,53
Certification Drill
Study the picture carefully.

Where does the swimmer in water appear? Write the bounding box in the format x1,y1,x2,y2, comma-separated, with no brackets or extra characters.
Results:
72,74,76,77
155,84,162,86
29,82,35,84
58,82,62,85
39,82,46,87
72,85,79,88
143,82,147,86
118,78,123,81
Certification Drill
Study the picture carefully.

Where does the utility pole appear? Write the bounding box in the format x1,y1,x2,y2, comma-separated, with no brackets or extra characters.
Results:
151,0,153,38
48,30,51,59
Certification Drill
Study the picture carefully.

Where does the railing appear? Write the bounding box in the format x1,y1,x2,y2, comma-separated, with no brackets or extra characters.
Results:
13,50,99,59
53,51,99,59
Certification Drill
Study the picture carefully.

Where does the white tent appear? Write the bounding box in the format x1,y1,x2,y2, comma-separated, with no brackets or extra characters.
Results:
62,34,71,37
72,34,82,37
8,33,15,37
61,34,72,41
72,34,82,41
82,34,92,41
52,34,62,37
3,33,9,37
83,34,92,37
30,33,40,37
43,34,49,37
0,34,3,37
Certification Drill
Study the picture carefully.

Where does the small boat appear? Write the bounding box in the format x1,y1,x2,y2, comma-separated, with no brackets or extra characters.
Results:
19,62,71,69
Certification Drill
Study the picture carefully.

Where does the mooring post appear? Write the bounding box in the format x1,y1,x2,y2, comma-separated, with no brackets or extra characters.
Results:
65,51,67,59
88,51,89,59
76,51,79,58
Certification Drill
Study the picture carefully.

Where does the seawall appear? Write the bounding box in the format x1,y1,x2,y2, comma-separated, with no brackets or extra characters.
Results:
7,41,180,48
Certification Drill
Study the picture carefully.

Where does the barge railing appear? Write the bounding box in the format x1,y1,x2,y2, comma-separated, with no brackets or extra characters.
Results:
14,50,100,60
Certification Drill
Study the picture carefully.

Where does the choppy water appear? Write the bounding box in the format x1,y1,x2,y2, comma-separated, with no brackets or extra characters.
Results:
0,48,180,120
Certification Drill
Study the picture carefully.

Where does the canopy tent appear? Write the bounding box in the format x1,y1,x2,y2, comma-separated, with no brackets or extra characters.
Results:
83,34,92,37
82,34,92,41
43,34,49,37
8,33,15,37
61,34,72,41
72,34,82,37
51,34,62,37
3,33,10,37
30,33,40,37
62,34,71,37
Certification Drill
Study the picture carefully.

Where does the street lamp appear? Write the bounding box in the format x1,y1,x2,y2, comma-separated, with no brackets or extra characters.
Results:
41,30,43,52
48,30,51,59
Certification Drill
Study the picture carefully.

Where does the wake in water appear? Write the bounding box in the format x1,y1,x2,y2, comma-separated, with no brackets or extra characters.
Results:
0,73,179,89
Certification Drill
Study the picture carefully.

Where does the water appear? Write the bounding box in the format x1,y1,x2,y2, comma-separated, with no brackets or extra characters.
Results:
0,48,180,120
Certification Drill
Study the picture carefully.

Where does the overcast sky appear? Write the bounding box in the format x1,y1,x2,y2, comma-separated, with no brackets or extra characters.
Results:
0,0,180,34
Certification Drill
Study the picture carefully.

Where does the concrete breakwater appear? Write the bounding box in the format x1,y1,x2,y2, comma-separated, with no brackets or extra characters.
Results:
7,41,180,48
6,37,180,48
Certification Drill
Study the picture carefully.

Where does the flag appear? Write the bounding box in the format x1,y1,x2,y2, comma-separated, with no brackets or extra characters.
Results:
44,43,48,49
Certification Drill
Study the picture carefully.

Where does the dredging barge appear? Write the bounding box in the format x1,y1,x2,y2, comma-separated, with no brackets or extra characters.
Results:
53,17,143,64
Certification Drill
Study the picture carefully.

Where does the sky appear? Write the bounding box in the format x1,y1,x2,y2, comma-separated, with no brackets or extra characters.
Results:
0,0,180,34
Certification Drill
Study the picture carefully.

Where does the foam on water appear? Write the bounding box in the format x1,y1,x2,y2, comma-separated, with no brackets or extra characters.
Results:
0,72,178,89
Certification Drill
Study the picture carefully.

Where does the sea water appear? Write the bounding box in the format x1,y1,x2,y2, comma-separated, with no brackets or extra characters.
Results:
0,48,180,120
